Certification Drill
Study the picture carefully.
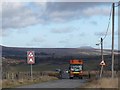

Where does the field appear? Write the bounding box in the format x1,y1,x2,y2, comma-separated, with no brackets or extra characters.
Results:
2,46,119,72
3,54,119,72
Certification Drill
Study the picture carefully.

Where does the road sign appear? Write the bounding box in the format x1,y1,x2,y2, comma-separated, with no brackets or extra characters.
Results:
27,51,35,64
100,60,106,66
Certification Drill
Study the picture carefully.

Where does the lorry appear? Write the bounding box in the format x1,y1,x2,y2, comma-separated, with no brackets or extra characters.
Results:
69,59,83,79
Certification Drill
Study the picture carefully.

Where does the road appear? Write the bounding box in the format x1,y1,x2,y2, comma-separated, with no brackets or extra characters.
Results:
17,79,86,88
17,72,86,88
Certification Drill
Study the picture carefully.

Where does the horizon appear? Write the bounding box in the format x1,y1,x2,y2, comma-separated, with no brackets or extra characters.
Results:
1,44,119,51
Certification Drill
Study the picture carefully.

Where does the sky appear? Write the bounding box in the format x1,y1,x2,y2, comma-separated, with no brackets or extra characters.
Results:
0,0,119,49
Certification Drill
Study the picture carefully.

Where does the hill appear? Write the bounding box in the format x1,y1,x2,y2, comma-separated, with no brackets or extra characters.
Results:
2,45,119,59
1,45,119,72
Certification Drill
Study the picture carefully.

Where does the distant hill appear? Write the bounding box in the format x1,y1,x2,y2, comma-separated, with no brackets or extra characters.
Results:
1,45,119,57
1,45,99,58
79,46,95,50
1,45,120,63
1,45,119,71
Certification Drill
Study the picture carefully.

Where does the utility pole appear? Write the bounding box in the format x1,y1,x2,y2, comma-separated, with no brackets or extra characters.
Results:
100,38,104,78
101,38,103,61
111,3,115,78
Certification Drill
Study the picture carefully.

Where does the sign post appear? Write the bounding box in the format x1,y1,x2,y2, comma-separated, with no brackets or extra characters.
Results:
31,64,33,81
99,60,106,78
27,51,35,81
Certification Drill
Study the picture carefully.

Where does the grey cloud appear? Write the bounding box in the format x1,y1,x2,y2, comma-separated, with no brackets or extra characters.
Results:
2,2,112,29
90,21,98,25
46,2,111,12
51,27,76,33
79,32,86,36
0,29,2,37
32,37,45,43
59,40,66,43
115,30,120,36
1,32,8,37
95,32,106,36
2,2,42,29
45,2,112,23
16,29,28,34
82,6,111,17
1,29,13,37
59,39,69,43
95,30,111,36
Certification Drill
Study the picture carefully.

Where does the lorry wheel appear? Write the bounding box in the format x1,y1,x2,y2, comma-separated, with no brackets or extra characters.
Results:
79,77,83,79
69,77,73,79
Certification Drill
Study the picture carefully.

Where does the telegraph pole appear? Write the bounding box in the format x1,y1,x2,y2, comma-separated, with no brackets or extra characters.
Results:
100,38,103,78
111,3,115,78
101,38,103,61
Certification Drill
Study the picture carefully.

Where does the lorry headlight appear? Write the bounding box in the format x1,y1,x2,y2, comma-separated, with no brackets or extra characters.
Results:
71,68,74,71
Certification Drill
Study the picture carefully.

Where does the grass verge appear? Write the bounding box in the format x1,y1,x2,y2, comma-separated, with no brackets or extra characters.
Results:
2,75,58,88
81,77,118,88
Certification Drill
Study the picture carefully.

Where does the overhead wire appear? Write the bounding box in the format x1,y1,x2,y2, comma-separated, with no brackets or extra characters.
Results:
102,2,119,41
114,2,120,7
96,4,112,45
102,5,112,40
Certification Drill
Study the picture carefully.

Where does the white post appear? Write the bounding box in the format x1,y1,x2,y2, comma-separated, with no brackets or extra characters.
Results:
100,65,103,78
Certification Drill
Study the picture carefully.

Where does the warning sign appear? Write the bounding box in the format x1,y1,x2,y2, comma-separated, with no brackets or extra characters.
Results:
27,51,35,64
100,60,106,66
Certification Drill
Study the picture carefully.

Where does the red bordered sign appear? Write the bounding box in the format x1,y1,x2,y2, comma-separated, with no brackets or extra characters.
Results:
27,51,35,64
100,60,106,66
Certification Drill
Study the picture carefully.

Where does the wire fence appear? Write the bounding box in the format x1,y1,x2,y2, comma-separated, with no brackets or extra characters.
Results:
2,70,118,80
2,71,59,80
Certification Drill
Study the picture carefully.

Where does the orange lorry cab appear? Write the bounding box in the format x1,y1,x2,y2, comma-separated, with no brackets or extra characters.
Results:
69,59,83,79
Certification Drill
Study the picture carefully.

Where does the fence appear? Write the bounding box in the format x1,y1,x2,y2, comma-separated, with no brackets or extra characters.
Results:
2,71,59,80
2,70,118,80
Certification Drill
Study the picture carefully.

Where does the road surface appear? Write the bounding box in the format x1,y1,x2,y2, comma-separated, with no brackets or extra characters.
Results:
17,79,86,88
17,71,86,88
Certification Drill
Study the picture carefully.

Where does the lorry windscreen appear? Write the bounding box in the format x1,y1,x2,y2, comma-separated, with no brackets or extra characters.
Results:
70,65,82,71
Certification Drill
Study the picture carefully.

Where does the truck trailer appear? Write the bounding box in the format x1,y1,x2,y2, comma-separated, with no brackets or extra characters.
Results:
69,59,83,79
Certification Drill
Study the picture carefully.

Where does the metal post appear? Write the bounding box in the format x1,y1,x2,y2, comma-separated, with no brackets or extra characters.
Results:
112,3,115,78
31,64,33,81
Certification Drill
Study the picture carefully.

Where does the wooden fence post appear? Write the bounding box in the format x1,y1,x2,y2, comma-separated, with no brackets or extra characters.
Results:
7,72,9,80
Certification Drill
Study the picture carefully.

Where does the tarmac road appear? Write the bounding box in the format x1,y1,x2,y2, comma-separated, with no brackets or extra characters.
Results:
17,72,86,88
17,79,86,88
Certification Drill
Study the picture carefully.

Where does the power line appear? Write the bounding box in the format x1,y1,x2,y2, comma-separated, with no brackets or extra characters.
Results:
97,2,119,43
114,3,120,7
96,5,112,45
102,5,112,40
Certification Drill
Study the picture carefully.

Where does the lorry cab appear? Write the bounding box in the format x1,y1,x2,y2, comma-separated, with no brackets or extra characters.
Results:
69,59,83,79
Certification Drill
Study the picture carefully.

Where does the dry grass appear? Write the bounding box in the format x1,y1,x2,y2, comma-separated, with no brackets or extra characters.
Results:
2,76,58,88
82,77,118,88
0,80,2,89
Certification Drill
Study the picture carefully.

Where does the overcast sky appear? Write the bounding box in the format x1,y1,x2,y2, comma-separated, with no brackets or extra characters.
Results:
1,1,119,49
